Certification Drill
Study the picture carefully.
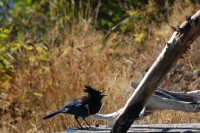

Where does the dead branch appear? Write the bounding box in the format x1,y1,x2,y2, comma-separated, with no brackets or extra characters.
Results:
111,10,200,133
92,81,200,127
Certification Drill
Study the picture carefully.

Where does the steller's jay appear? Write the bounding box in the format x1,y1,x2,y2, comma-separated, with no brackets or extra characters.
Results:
43,85,106,128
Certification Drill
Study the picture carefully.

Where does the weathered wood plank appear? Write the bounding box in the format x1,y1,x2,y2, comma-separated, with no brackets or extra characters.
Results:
63,123,200,132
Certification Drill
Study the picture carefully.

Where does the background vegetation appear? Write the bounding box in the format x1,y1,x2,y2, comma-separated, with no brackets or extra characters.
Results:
0,0,200,132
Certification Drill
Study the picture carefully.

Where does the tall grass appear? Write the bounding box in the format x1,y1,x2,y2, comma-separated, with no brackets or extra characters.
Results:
0,1,200,132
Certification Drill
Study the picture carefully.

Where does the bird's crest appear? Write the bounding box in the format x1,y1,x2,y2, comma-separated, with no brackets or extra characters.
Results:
84,85,104,95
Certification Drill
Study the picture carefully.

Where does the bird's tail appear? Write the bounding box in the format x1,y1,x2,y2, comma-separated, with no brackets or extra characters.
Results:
43,108,64,120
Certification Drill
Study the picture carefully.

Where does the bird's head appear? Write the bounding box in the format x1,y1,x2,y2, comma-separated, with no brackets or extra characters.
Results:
84,85,106,100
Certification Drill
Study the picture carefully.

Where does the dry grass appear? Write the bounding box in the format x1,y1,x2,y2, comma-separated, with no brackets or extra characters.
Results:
0,1,200,133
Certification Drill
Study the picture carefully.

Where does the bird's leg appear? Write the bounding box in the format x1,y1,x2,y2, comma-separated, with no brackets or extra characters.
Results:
74,116,83,129
82,117,91,128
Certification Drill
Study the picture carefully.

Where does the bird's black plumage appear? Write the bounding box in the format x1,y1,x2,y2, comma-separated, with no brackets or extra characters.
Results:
43,85,106,128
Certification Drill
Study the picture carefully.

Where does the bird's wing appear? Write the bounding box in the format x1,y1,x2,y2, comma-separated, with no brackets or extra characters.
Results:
63,98,89,117
64,99,82,108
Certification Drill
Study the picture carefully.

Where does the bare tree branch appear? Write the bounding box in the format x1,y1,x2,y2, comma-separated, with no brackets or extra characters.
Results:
111,10,200,133
92,81,200,127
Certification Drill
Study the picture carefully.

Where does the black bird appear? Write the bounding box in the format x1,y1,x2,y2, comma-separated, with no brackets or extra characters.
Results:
43,85,106,128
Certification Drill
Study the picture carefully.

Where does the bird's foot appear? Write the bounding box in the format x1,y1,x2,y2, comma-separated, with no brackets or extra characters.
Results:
85,126,92,129
78,126,92,130
77,126,88,130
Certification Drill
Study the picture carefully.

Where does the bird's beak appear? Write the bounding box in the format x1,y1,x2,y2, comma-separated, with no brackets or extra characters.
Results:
100,90,106,97
100,90,105,93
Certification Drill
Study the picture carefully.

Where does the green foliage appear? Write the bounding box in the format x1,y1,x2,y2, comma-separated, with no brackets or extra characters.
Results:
0,28,11,41
134,32,145,43
0,0,197,89
0,28,12,83
0,0,180,86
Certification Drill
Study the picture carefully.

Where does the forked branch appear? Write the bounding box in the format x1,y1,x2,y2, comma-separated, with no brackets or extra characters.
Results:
111,10,200,133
